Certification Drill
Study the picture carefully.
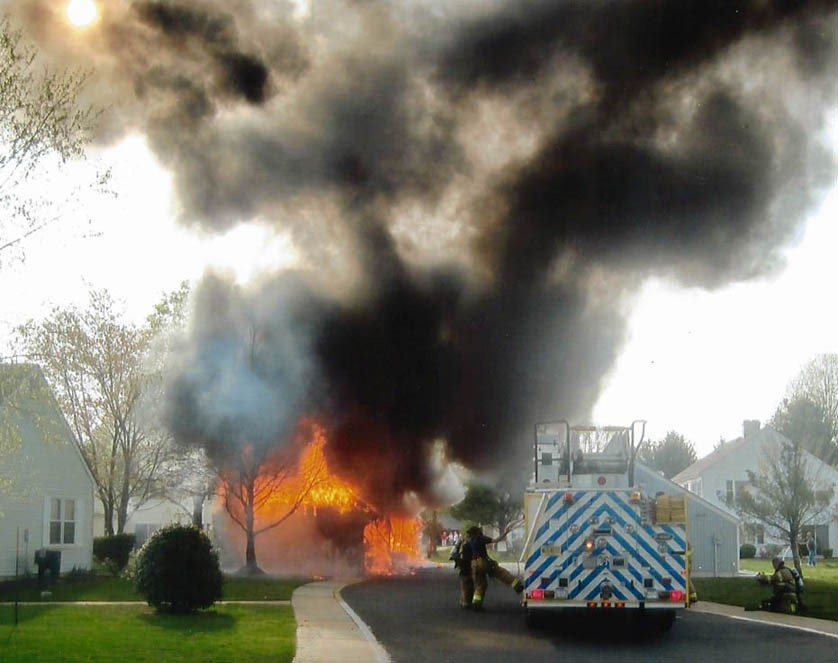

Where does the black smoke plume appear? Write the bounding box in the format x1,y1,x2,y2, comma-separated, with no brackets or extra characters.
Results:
12,1,837,509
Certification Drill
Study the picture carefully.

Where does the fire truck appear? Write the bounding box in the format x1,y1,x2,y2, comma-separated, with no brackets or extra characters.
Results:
520,421,689,629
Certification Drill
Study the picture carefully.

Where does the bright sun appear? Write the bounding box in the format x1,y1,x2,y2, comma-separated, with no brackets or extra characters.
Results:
67,0,98,27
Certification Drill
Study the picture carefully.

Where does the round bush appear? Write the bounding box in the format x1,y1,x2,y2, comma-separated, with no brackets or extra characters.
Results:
739,543,756,559
135,524,222,613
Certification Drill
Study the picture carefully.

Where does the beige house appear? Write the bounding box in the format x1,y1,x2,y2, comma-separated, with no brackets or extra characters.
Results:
0,364,95,577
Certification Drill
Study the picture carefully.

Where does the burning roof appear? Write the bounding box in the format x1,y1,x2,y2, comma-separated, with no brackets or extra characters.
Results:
10,1,837,510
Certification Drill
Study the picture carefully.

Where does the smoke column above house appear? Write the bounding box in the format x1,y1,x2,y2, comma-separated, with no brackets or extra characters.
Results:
9,1,837,508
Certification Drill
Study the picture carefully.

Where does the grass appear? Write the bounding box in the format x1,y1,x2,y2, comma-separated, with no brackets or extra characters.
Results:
0,573,309,662
0,573,309,603
693,558,838,622
0,603,295,662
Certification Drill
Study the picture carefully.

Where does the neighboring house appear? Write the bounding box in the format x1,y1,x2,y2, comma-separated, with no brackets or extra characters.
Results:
634,462,740,577
0,364,95,578
93,495,213,549
673,420,838,557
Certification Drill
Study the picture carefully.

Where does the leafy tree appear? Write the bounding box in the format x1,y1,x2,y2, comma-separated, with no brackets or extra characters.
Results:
638,431,697,479
0,15,107,264
13,289,179,534
783,354,838,465
138,282,217,529
449,482,524,536
734,433,833,572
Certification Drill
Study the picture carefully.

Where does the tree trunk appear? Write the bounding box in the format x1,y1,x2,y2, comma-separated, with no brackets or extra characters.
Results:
192,494,205,529
790,525,802,573
103,502,115,537
244,483,261,574
116,500,128,535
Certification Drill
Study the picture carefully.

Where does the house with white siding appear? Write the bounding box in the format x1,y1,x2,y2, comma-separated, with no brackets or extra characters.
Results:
673,420,838,558
94,495,213,549
0,364,95,578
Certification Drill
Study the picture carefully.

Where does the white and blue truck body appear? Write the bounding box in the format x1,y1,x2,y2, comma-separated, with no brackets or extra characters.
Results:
520,421,689,629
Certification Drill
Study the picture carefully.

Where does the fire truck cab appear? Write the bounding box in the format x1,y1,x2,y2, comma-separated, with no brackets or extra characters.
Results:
520,420,688,629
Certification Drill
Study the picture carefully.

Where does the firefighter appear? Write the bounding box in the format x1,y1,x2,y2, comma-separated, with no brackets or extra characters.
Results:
450,535,474,608
755,556,798,614
463,525,523,611
686,540,698,605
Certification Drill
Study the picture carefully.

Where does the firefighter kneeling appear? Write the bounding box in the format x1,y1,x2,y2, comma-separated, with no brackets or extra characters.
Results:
754,556,800,614
456,525,523,610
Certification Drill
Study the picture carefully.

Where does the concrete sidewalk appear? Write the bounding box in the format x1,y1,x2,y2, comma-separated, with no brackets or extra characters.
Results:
291,581,838,663
292,579,389,663
689,600,838,638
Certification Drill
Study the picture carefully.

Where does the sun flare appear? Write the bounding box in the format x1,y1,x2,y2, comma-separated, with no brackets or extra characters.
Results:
67,0,98,28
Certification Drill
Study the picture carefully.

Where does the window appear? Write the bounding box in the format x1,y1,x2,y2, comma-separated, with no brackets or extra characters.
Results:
725,480,734,505
756,524,765,545
49,498,76,544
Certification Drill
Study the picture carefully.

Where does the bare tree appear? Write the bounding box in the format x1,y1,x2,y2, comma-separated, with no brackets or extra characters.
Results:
785,354,838,465
13,289,175,534
735,433,833,572
0,15,107,263
220,421,328,574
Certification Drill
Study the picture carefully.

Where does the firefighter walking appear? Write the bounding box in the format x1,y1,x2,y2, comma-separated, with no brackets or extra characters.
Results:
461,525,523,610
451,537,474,608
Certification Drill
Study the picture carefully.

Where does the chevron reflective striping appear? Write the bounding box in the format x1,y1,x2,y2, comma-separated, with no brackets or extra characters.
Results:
524,489,687,598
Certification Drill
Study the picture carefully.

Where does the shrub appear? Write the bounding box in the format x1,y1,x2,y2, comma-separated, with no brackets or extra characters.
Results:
821,548,833,559
93,534,136,575
739,543,756,559
135,524,222,614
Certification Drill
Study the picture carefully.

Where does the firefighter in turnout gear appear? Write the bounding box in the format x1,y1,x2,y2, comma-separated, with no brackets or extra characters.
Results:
450,536,474,607
755,556,799,614
462,525,523,610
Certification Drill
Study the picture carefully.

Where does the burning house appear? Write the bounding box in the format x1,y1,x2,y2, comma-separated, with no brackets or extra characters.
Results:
11,1,837,574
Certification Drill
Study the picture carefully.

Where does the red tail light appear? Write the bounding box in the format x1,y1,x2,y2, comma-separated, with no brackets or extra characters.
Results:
670,590,685,602
530,589,545,600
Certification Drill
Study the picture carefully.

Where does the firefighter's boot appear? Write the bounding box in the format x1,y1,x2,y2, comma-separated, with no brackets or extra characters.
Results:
459,574,474,608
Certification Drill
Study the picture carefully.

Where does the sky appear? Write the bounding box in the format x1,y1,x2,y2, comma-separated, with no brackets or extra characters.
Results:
3,127,836,460
1,1,837,491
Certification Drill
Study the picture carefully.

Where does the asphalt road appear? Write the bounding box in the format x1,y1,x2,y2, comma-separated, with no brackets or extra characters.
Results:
341,566,835,663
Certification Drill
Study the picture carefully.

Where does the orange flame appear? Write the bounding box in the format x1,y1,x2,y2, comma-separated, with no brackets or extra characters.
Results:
244,421,422,574
258,424,361,518
364,515,424,575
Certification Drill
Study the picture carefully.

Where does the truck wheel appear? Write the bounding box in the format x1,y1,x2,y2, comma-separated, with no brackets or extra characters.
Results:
656,610,676,631
524,609,540,629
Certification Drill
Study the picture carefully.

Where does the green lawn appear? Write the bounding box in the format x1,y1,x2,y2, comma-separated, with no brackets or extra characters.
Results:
694,558,838,622
0,603,295,663
0,573,309,603
0,574,310,662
